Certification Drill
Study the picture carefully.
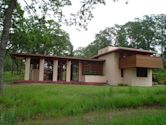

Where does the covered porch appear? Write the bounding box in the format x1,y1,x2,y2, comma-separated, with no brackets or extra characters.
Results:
11,53,106,84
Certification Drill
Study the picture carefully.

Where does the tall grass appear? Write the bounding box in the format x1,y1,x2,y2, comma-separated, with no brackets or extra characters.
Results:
0,85,166,124
3,71,23,84
17,109,166,125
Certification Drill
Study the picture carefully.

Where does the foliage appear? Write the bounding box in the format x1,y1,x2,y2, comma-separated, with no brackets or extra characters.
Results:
4,53,13,71
0,0,109,90
123,17,156,50
10,16,73,55
1,85,166,124
68,0,106,30
114,24,129,47
153,69,166,85
74,47,86,57
74,28,113,57
85,28,113,57
76,14,166,61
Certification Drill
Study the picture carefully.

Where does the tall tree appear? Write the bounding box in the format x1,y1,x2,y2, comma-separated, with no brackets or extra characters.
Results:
114,24,128,47
124,17,155,50
0,0,17,92
153,14,166,56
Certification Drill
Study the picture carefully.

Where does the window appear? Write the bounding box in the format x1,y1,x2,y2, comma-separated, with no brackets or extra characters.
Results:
121,69,124,77
82,62,103,75
136,68,148,77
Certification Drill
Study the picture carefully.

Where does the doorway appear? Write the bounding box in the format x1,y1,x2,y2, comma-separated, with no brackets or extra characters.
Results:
58,61,66,81
71,62,79,81
44,59,53,80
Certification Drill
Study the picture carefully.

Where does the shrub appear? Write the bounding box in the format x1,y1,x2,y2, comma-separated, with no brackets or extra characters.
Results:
153,69,166,85
118,83,128,86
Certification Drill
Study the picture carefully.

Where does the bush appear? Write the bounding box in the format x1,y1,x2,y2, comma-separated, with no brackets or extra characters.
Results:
153,69,166,85
118,83,128,86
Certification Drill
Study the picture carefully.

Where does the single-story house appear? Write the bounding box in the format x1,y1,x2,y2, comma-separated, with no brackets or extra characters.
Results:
12,46,163,86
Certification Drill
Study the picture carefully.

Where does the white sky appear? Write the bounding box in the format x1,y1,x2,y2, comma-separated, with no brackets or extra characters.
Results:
18,0,166,50
62,0,166,50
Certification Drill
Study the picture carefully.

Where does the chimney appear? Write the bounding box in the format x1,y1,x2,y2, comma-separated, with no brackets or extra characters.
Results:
98,46,118,55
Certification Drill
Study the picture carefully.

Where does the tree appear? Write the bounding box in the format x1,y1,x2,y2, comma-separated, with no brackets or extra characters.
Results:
153,14,166,56
0,0,110,92
74,47,86,57
123,17,156,51
10,16,73,56
112,15,166,53
0,0,17,92
114,24,128,47
79,14,166,59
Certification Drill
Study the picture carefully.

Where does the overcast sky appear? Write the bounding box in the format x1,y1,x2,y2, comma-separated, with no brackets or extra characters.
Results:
62,0,166,50
19,0,166,50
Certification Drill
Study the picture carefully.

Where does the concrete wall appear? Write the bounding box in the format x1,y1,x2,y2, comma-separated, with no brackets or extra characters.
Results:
98,52,122,85
24,58,31,80
66,61,71,82
98,46,117,55
123,68,152,86
98,52,152,86
84,75,106,83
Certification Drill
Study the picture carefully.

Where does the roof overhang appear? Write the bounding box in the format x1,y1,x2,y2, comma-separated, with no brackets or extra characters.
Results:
93,47,154,58
11,53,105,63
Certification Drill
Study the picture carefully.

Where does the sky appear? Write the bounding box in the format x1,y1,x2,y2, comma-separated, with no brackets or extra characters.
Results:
18,0,166,50
61,0,166,50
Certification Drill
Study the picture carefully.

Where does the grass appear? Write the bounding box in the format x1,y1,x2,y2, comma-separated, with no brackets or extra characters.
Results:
0,84,166,125
18,108,166,125
3,71,23,84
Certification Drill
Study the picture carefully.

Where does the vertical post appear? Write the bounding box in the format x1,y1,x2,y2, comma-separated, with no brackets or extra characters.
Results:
53,60,58,81
24,58,31,80
66,60,71,82
39,58,44,81
78,61,83,82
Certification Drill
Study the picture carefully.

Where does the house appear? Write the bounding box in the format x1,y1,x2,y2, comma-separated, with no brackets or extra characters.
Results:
12,46,163,86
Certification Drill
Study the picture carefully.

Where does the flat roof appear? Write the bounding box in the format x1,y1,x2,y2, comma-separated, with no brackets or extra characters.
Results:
11,53,105,62
93,47,154,58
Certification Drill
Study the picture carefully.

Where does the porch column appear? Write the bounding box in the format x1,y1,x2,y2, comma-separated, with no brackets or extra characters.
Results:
24,58,31,80
66,60,71,82
78,61,83,82
39,58,44,81
53,60,58,81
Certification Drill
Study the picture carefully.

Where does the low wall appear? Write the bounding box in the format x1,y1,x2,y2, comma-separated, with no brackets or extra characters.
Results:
84,75,106,83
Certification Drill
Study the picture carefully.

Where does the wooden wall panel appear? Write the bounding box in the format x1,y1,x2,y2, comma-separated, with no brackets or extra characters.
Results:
119,55,163,69
119,55,136,68
136,55,163,68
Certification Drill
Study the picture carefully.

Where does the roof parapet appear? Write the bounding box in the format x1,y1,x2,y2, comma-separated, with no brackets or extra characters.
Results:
94,46,155,58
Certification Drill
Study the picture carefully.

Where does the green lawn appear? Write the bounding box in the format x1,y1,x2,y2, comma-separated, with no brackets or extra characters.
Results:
0,84,166,125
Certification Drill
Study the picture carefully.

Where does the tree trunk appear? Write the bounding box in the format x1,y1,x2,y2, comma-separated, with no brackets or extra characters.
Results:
0,0,17,94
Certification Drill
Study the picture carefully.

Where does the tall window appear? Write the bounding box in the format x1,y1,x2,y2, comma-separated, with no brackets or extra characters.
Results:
136,68,148,77
121,69,124,77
